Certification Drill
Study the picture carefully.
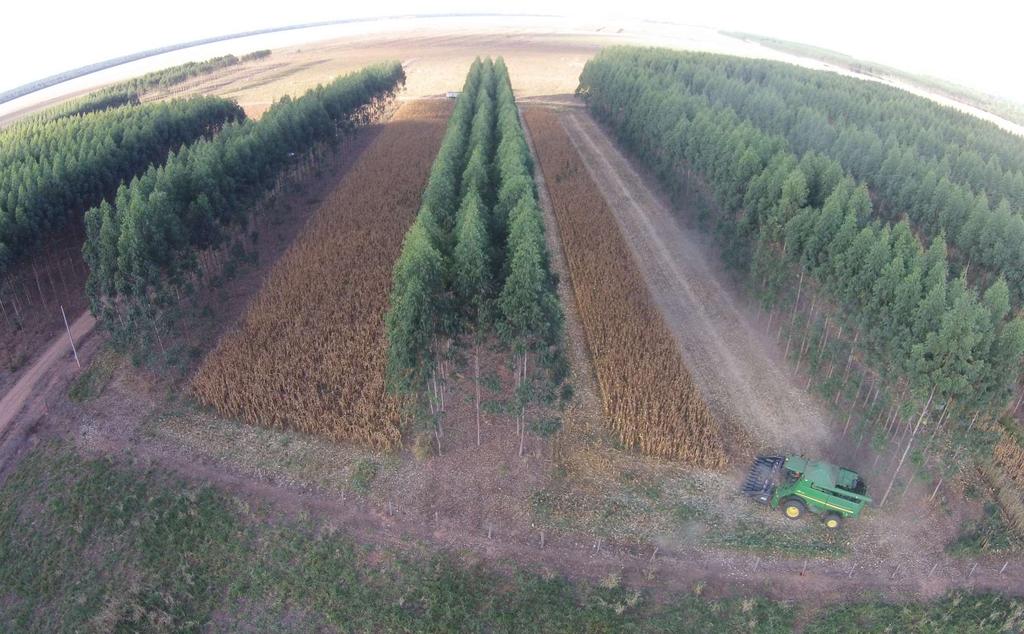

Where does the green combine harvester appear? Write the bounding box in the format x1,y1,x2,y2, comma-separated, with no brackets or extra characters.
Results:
742,455,872,528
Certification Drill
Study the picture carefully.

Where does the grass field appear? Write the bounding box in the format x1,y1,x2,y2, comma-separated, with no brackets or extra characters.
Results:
2,441,1020,632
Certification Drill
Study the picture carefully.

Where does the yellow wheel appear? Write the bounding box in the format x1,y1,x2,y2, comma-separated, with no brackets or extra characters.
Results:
823,513,841,529
782,499,805,520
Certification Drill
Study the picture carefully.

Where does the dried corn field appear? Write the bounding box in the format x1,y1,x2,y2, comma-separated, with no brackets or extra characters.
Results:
996,432,1024,490
192,100,453,447
981,462,1024,539
524,108,725,468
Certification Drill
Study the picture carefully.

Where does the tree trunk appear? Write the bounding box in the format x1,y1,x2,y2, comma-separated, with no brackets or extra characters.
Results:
817,315,831,359
923,398,954,455
798,295,817,363
44,266,58,301
519,351,529,447
784,270,804,359
885,406,900,436
880,384,936,507
966,410,980,434
475,345,481,447
31,262,47,307
6,283,21,319
56,259,69,297
1013,389,1024,416
841,330,860,384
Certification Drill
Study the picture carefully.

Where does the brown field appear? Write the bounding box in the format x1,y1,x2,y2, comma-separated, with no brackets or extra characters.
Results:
133,30,607,120
524,107,725,468
996,432,1024,489
191,100,452,447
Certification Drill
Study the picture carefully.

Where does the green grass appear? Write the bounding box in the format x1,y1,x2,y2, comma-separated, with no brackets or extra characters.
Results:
804,592,1024,633
67,347,119,402
0,442,1019,632
704,516,847,557
350,458,379,495
0,442,795,632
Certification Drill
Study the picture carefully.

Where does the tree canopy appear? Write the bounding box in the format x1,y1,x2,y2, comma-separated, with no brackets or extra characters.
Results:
578,46,1024,426
83,62,406,342
385,57,560,393
0,95,244,275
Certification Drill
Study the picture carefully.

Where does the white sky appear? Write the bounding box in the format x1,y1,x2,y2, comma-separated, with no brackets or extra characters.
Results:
4,0,1024,102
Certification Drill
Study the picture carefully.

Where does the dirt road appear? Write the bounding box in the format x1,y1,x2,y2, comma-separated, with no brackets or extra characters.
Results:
558,108,834,457
0,311,93,443
71,420,1024,604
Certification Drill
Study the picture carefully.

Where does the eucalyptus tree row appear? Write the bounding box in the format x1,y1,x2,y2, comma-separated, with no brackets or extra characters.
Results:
83,62,406,346
15,51,272,130
589,48,1024,301
110,53,261,94
24,88,141,125
578,48,1024,485
0,95,244,275
386,58,561,450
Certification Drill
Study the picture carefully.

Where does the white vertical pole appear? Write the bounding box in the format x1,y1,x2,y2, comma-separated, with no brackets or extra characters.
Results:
61,305,81,369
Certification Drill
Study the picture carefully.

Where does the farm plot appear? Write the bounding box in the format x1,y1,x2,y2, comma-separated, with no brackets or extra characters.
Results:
523,108,725,468
192,100,452,447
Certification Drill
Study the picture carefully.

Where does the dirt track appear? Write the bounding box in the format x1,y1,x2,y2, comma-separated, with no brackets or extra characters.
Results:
0,311,93,443
72,422,1024,604
558,108,834,457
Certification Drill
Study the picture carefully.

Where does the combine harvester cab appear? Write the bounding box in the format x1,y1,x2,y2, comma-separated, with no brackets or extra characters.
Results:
742,455,871,528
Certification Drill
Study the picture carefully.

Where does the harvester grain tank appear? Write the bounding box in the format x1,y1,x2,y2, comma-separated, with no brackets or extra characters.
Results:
742,455,871,528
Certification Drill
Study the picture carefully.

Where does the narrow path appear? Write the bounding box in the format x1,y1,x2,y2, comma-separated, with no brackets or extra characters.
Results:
560,108,833,456
0,311,93,442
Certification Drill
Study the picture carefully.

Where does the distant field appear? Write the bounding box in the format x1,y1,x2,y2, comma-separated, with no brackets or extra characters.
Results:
172,31,606,115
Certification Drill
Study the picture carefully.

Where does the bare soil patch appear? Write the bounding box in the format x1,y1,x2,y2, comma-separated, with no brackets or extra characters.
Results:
148,31,603,112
